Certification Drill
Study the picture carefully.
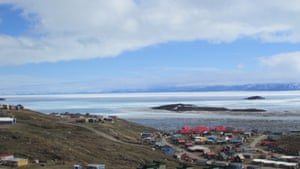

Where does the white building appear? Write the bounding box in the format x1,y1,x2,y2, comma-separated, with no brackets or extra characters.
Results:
0,117,16,124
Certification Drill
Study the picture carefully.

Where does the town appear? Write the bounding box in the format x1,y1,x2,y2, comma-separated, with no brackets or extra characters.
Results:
0,104,300,169
140,125,300,169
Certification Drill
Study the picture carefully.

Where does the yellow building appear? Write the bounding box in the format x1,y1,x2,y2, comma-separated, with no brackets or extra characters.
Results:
6,158,29,167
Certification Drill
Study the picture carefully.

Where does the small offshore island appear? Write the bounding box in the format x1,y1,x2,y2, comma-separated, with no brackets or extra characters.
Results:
244,96,266,100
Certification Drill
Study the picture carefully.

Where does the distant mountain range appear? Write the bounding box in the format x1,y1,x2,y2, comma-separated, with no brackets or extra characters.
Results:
4,83,300,95
111,83,300,93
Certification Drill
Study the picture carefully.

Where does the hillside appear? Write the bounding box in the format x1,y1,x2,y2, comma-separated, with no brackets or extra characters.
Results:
0,109,179,169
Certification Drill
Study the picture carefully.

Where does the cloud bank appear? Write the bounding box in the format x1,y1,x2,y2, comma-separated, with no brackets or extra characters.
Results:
260,52,300,76
1,0,300,65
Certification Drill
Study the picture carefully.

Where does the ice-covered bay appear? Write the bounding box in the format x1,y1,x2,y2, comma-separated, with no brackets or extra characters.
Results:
2,91,300,131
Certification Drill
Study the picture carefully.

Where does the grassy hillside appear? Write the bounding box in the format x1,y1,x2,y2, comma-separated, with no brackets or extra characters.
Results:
0,109,179,169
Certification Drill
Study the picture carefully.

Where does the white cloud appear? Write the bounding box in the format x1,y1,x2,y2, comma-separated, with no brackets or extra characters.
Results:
1,0,300,65
257,51,300,83
260,52,300,73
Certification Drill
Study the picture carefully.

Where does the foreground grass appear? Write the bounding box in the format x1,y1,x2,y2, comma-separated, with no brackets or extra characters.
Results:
0,109,179,169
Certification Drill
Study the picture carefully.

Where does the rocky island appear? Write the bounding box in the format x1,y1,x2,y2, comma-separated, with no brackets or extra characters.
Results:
245,96,265,100
152,103,266,112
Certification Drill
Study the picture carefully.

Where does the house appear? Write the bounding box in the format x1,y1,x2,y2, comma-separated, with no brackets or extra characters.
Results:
242,153,254,159
242,147,257,153
176,163,193,169
171,134,182,143
137,161,166,169
260,141,276,147
86,164,106,169
15,104,24,110
108,115,117,121
289,130,300,135
73,164,83,169
177,139,186,144
211,126,227,132
187,145,210,153
193,136,207,144
224,132,233,138
207,135,217,141
228,163,243,169
180,154,195,162
154,141,165,148
141,132,155,139
103,116,114,123
216,140,227,144
218,152,229,161
233,154,245,162
243,131,253,137
207,161,229,168
253,159,298,169
0,154,14,161
185,142,193,147
205,152,217,160
230,139,242,144
1,104,9,109
246,165,261,169
161,146,176,155
141,132,155,143
5,158,28,167
0,117,16,125
83,117,98,123
196,159,208,166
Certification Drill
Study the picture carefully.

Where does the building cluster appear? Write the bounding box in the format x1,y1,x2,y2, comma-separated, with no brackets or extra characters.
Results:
0,154,28,168
51,112,117,124
0,104,24,111
0,105,17,125
141,125,300,169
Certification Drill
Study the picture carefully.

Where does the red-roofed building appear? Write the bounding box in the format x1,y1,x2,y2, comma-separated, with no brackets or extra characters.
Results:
0,154,14,160
185,142,193,147
177,139,186,144
233,130,244,134
211,126,227,132
205,152,217,160
191,126,209,133
180,126,191,134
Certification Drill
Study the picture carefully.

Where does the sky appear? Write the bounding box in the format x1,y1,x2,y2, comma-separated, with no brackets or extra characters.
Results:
0,0,300,94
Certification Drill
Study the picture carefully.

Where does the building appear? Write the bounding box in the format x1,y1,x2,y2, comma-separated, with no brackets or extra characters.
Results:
187,145,210,153
5,158,28,167
176,163,193,169
137,161,166,169
86,164,106,169
0,154,14,161
73,164,83,169
0,117,16,125
253,159,298,169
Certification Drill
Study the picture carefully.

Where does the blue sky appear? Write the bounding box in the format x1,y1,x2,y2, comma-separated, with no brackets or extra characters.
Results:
1,0,300,94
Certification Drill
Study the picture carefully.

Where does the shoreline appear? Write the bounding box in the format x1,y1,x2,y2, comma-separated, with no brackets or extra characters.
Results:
123,108,300,132
128,117,300,132
122,107,300,119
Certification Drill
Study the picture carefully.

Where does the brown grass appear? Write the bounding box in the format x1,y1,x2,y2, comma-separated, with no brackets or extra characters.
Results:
0,109,180,169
